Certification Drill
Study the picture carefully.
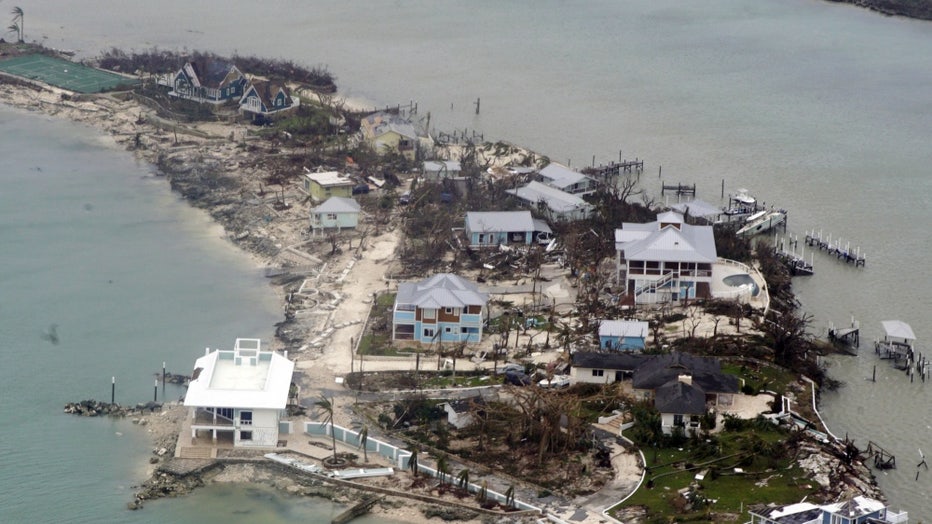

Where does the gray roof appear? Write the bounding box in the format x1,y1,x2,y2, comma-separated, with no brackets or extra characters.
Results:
748,503,822,523
506,181,592,215
615,212,717,263
654,381,706,414
466,211,536,233
313,196,360,214
669,199,723,219
570,352,648,371
539,163,593,190
632,352,738,394
396,273,488,310
362,111,419,140
599,320,649,338
424,160,461,173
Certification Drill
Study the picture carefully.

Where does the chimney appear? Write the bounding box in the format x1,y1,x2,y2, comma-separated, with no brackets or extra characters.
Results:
678,373,692,386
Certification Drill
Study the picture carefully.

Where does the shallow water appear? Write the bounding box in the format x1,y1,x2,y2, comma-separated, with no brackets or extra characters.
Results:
12,0,932,518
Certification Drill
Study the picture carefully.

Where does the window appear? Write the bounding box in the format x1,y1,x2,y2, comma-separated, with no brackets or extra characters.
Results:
240,431,253,441
673,414,684,427
423,328,435,338
423,309,436,319
591,369,604,377
444,326,452,333
444,307,454,315
326,213,337,220
240,411,253,426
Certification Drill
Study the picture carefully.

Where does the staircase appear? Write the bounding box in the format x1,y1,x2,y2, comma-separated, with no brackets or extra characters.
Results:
178,446,216,459
634,271,678,299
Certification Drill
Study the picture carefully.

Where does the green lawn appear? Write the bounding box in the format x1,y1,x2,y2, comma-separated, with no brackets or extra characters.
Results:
611,424,819,522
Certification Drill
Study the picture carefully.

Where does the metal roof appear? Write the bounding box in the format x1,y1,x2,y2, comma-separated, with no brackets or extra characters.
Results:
538,163,592,190
599,320,649,338
396,273,488,309
506,181,592,214
465,211,536,233
632,352,738,393
615,213,717,263
881,320,915,341
313,196,360,214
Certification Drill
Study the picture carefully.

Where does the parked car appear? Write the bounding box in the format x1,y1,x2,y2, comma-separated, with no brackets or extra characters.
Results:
439,192,453,203
504,370,531,386
538,374,571,389
496,363,525,375
399,191,411,205
352,184,370,195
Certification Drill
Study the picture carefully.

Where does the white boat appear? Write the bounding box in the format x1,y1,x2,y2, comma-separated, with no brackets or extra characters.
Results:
720,188,761,221
736,209,786,237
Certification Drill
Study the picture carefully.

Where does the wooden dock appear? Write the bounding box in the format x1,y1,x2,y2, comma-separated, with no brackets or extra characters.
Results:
828,319,859,352
586,158,644,178
661,182,696,197
804,230,866,267
866,441,896,470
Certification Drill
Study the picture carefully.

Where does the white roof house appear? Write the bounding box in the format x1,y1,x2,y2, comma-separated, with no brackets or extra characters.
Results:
599,320,649,339
185,338,294,410
507,181,592,221
538,163,596,194
305,170,353,188
614,212,717,264
184,338,295,448
423,160,462,179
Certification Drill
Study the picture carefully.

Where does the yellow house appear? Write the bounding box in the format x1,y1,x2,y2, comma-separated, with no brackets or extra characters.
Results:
303,170,354,202
360,111,419,162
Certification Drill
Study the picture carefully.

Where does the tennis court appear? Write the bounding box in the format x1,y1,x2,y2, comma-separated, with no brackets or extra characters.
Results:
0,54,138,93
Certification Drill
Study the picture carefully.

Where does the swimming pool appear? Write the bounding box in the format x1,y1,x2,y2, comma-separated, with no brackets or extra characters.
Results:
722,274,760,297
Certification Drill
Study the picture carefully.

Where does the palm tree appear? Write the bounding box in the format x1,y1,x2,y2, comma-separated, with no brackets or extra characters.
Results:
456,468,470,490
314,395,338,464
357,424,369,464
10,7,23,43
504,484,516,508
408,447,420,477
7,22,19,42
435,454,450,486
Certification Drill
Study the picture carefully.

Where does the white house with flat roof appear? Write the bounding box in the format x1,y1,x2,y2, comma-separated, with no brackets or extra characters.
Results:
184,338,295,448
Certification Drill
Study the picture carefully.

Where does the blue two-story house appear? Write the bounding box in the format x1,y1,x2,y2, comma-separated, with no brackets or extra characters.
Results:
598,319,649,351
392,274,488,344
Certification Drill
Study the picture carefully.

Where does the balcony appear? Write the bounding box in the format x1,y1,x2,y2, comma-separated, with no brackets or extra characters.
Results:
193,408,235,427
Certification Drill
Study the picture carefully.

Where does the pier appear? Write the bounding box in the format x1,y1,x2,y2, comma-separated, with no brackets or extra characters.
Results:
660,182,696,198
828,319,860,350
775,235,813,276
586,158,644,178
804,230,866,267
866,441,896,470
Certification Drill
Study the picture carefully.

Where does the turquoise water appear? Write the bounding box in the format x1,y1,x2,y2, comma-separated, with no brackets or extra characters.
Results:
0,108,361,523
13,0,932,518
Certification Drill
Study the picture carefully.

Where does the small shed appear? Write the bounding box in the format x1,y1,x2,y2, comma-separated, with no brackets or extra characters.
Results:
442,397,485,429
598,320,649,351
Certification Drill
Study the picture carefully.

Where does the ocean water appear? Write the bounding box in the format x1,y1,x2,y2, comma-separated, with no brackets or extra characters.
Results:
0,108,370,523
12,0,932,519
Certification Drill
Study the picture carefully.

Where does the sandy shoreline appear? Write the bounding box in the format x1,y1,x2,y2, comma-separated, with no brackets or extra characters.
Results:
0,77,543,523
